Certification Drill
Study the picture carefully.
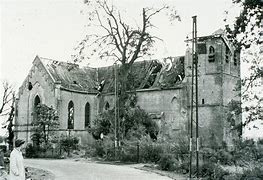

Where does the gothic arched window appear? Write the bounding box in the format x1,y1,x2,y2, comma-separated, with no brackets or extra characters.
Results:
105,102,110,111
208,46,215,62
68,101,74,129
234,51,238,66
225,47,230,63
33,95,41,121
85,102,90,128
34,95,41,108
209,46,215,54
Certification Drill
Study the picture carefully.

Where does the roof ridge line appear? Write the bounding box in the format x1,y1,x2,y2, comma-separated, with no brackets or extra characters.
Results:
37,56,56,83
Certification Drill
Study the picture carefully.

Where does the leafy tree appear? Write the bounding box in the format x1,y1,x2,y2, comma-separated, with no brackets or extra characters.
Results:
225,0,263,49
91,106,159,141
226,100,243,137
31,104,59,146
225,0,263,127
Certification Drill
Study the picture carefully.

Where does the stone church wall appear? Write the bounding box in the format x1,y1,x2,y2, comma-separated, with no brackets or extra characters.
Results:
16,62,56,142
57,90,97,144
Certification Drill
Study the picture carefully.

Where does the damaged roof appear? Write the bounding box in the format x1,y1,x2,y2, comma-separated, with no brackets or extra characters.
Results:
38,56,185,93
97,57,185,93
39,57,98,93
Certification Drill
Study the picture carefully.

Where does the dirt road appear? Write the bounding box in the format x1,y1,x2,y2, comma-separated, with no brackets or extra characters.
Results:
24,159,173,180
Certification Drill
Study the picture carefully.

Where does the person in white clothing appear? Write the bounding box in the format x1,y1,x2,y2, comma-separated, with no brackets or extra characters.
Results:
9,139,26,180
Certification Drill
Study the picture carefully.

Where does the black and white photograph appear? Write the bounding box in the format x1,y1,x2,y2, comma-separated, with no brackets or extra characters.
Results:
0,0,262,179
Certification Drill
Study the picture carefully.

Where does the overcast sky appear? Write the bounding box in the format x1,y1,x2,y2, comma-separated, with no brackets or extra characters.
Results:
0,0,240,88
2,0,261,138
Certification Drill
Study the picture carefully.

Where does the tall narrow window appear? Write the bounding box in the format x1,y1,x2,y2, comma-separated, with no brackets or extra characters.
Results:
33,95,41,121
234,51,238,66
34,95,41,108
208,46,215,62
68,101,74,129
197,43,207,54
225,47,230,63
105,102,110,111
85,102,90,128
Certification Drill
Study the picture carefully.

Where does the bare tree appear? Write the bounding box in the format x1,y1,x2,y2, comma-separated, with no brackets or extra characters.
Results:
73,0,179,142
75,0,179,73
0,81,15,149
0,81,14,116
75,0,179,98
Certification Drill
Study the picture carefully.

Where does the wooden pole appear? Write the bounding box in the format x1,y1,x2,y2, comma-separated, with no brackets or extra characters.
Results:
114,62,117,159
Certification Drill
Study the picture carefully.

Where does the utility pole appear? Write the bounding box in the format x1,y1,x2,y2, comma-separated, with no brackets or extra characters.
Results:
189,16,199,179
189,22,194,179
193,16,199,178
114,62,118,159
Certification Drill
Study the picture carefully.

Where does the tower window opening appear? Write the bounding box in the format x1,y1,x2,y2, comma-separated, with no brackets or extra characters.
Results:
197,43,207,54
202,99,205,104
105,102,110,110
208,46,215,62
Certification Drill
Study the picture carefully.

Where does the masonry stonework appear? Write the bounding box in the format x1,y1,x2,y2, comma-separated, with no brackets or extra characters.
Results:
15,31,241,147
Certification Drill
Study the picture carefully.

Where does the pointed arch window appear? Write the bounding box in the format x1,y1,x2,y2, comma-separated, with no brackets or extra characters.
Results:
208,46,215,62
234,51,238,66
85,102,90,128
33,95,41,121
34,95,41,108
105,102,110,111
68,101,74,129
225,47,231,63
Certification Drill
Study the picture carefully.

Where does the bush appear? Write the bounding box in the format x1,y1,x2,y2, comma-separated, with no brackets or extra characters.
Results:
202,147,233,166
178,159,189,174
241,166,263,179
59,135,79,156
158,153,177,171
120,142,138,162
217,149,233,165
92,140,105,157
140,140,163,163
25,143,39,158
89,136,115,160
196,163,229,179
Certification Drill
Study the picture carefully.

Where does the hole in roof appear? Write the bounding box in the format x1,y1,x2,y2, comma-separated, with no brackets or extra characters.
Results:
73,81,77,84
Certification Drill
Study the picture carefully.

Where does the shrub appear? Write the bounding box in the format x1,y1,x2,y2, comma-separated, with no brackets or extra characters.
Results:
217,149,233,165
178,159,189,174
140,140,163,163
25,143,39,158
158,153,178,171
241,166,263,179
59,135,79,150
92,140,105,157
120,142,138,162
196,163,229,179
90,137,115,160
59,135,79,156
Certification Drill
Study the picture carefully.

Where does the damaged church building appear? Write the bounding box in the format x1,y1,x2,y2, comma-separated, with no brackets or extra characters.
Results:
15,31,241,147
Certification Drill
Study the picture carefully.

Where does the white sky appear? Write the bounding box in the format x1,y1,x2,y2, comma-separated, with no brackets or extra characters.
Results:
0,0,239,88
2,0,261,138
